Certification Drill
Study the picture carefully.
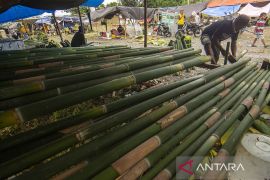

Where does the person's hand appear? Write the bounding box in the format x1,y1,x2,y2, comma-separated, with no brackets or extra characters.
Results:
228,54,236,63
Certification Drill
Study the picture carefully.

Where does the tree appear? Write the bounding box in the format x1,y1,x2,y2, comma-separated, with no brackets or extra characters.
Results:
107,2,120,7
121,0,141,7
96,4,105,10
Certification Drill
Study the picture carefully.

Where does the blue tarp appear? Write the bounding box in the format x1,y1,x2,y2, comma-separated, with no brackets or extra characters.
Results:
202,5,241,17
82,0,104,7
0,0,104,24
0,5,53,24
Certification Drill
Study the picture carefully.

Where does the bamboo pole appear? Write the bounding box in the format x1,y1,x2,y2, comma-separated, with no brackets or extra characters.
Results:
52,12,64,43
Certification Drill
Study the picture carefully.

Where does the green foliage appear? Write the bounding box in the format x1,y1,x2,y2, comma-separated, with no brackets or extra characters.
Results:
96,4,105,10
69,7,89,15
121,0,141,6
107,2,121,7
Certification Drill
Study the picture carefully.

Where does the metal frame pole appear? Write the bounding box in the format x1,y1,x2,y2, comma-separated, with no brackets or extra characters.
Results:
144,0,147,47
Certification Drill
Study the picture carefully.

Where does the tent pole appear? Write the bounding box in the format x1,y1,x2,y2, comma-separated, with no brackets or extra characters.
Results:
77,6,86,45
87,7,93,31
77,6,84,34
52,12,64,43
144,0,147,47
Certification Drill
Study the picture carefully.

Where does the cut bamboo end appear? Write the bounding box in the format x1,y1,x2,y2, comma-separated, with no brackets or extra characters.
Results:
112,136,161,175
154,169,172,180
157,105,188,129
118,158,150,180
0,110,21,129
51,161,88,180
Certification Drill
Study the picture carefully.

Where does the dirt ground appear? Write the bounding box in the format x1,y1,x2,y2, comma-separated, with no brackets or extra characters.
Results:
50,25,270,63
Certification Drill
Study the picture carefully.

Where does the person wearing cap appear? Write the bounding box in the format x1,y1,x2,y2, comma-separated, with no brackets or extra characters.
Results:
201,14,250,64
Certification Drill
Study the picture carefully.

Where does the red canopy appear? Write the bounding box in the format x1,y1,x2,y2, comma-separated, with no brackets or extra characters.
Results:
207,0,270,7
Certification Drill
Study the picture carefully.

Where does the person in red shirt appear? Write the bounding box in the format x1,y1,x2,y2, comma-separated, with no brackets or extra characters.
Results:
252,12,268,47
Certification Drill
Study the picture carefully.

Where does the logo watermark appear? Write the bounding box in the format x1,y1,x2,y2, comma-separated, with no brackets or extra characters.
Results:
176,156,245,180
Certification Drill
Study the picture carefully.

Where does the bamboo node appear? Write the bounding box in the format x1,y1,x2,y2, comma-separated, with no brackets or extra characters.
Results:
263,82,270,89
57,88,62,95
102,105,108,113
15,108,25,123
241,96,253,109
124,64,130,71
205,112,221,128
158,105,187,129
224,78,235,88
75,130,88,141
218,89,230,98
249,105,260,120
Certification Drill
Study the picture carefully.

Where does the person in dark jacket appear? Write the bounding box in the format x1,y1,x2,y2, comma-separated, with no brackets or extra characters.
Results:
71,26,85,47
201,14,250,64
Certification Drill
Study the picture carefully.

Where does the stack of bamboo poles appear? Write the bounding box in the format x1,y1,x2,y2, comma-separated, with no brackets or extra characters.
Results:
0,46,266,180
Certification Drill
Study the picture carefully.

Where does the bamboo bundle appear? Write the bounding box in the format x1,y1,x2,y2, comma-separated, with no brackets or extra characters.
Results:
0,47,169,70
175,70,270,179
203,74,270,180
143,69,261,180
0,55,198,110
0,48,195,89
89,64,255,180
1,46,264,180
1,60,248,179
120,69,256,180
0,48,190,82
0,55,210,128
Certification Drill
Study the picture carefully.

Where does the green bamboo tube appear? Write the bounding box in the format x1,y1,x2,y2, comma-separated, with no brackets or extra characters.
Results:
0,55,198,110
0,47,158,70
0,76,200,152
0,47,132,65
203,74,270,179
186,70,270,179
2,49,191,83
15,64,246,179
0,50,182,86
0,48,189,100
0,47,184,99
0,48,183,82
0,46,128,58
143,70,260,179
0,56,210,127
1,49,196,86
0,46,131,61
91,65,254,180
254,120,270,135
119,70,255,180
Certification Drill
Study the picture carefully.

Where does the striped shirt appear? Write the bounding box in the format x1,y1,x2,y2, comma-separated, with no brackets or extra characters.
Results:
255,19,266,35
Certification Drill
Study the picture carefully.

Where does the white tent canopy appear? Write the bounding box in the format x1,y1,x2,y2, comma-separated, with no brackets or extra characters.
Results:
39,10,71,18
238,3,270,17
